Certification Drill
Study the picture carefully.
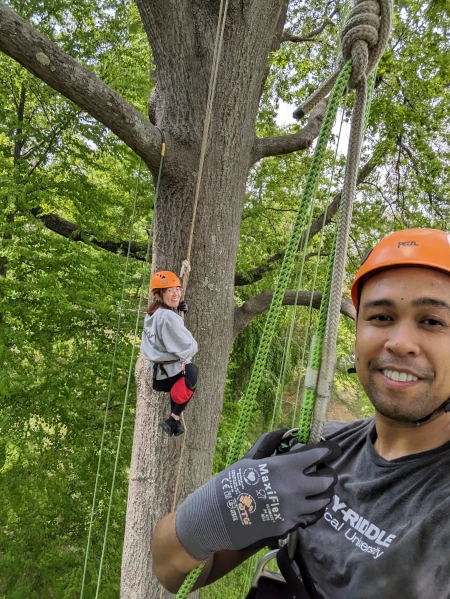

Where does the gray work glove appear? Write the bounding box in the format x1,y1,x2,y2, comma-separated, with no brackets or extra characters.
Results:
175,439,340,561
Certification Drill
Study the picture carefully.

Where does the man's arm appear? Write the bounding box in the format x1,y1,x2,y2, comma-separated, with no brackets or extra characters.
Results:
152,437,340,592
152,512,259,592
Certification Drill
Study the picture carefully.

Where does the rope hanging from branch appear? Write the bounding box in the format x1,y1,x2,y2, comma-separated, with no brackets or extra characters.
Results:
168,0,231,519
294,0,392,120
180,0,230,297
308,0,392,443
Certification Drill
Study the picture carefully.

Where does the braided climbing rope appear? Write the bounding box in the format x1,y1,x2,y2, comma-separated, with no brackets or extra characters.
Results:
309,0,392,443
181,0,230,297
298,69,377,444
296,0,392,119
227,63,351,466
80,133,165,598
79,160,145,599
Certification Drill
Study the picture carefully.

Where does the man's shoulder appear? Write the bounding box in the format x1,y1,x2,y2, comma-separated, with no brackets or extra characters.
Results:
322,417,373,441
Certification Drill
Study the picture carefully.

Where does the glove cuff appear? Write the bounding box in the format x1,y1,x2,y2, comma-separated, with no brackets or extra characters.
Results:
175,480,234,561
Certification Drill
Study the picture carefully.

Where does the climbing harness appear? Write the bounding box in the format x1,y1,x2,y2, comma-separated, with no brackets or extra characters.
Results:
174,0,393,597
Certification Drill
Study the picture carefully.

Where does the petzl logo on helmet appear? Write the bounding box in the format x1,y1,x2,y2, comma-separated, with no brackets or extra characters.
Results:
160,275,166,283
397,241,419,248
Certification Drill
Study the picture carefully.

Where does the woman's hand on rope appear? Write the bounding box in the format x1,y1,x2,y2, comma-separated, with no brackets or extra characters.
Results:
174,440,340,561
177,300,188,313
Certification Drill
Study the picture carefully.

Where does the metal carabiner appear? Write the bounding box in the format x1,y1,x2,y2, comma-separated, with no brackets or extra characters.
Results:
250,549,286,588
276,427,300,454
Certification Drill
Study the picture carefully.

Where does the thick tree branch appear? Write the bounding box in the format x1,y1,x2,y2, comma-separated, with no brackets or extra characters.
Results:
252,100,327,163
235,156,378,286
234,290,355,338
0,4,167,174
282,17,335,43
31,210,148,260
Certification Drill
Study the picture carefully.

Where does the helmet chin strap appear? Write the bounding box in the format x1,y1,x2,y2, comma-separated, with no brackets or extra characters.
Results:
412,399,450,426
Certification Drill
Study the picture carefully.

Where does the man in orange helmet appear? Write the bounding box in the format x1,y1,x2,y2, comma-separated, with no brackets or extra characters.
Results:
152,229,450,598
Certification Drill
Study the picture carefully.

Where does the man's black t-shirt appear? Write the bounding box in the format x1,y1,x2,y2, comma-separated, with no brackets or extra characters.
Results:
298,418,450,598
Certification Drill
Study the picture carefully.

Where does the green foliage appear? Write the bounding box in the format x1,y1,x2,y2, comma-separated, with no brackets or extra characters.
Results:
0,2,153,597
1,0,449,597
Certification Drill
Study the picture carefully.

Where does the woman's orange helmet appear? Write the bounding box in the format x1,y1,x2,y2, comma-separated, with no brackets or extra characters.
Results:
150,270,182,292
351,228,450,310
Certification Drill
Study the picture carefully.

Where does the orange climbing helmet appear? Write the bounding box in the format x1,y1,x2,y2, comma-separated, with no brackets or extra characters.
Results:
150,270,181,292
351,228,450,310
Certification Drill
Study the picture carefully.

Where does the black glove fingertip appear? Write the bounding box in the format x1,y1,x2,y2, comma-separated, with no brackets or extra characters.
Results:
243,429,289,460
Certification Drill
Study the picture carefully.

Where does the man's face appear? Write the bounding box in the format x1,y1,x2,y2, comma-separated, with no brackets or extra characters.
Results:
355,267,450,422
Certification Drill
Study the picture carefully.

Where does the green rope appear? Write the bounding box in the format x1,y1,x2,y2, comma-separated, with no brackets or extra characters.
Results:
297,230,337,443
271,151,329,431
174,60,352,599
93,149,164,598
270,252,306,431
271,191,317,430
291,105,347,428
297,69,377,444
227,60,352,465
81,142,164,599
80,159,143,598
93,157,162,598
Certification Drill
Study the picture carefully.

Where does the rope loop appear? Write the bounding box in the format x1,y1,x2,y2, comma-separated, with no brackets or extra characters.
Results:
179,259,191,279
341,1,380,87
342,0,392,88
294,0,392,117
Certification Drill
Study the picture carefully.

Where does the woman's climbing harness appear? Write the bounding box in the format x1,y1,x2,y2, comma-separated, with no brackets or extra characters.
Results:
174,0,393,597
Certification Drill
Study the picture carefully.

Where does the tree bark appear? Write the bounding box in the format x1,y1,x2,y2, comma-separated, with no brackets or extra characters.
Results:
0,4,167,173
31,210,148,259
251,100,328,162
121,2,296,597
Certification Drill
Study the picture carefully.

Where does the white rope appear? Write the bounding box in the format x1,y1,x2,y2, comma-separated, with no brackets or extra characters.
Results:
158,7,230,597
181,0,230,298
309,0,393,442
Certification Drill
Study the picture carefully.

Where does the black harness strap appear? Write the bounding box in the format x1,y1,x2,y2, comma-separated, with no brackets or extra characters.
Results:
245,577,295,599
277,542,324,599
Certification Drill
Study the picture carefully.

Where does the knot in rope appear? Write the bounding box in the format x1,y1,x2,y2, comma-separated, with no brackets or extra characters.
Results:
341,0,392,88
293,0,392,119
179,260,191,279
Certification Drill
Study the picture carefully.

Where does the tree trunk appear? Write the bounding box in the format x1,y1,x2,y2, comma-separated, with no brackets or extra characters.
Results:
121,2,289,596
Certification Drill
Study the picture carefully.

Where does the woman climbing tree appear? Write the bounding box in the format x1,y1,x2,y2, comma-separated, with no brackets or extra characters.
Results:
140,271,198,437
